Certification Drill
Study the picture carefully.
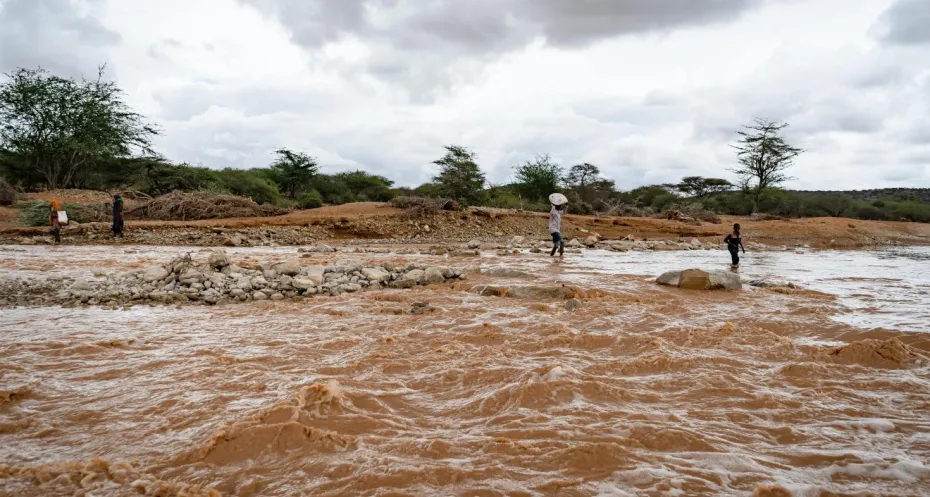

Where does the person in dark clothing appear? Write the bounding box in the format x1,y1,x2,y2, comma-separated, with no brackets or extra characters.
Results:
724,223,745,266
49,199,62,244
112,193,124,237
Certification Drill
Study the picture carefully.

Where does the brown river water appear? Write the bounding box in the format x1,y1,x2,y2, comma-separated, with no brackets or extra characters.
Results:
1,245,929,496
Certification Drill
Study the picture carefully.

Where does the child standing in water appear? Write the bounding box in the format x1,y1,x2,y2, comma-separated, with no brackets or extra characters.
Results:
549,202,566,257
724,223,745,267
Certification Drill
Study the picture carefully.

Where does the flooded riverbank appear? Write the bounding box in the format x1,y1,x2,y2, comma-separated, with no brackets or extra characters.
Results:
1,245,929,496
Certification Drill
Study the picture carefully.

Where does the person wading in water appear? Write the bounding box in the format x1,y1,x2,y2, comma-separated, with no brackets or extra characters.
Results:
112,193,125,238
49,200,62,244
549,195,567,257
724,223,746,267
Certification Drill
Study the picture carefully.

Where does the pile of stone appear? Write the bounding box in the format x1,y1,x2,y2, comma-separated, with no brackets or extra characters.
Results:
0,250,465,308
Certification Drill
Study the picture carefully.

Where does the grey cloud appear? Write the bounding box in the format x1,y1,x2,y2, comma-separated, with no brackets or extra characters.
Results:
519,0,763,47
240,0,770,95
244,0,768,50
876,0,930,45
0,0,120,76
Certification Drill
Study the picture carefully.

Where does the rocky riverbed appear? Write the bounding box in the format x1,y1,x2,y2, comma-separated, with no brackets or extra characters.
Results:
0,249,465,308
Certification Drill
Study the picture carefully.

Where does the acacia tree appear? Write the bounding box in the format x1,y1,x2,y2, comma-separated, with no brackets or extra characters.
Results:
512,153,562,203
269,148,319,198
432,145,486,205
731,118,803,211
564,162,615,205
675,176,733,199
0,66,158,189
564,163,600,189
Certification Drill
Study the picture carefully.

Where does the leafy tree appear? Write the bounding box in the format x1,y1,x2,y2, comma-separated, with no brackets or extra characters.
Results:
142,161,219,195
731,118,804,212
0,66,158,189
808,194,854,217
564,163,600,188
621,185,678,209
332,170,394,202
269,148,318,198
512,153,562,203
674,176,733,199
432,145,486,205
564,163,616,205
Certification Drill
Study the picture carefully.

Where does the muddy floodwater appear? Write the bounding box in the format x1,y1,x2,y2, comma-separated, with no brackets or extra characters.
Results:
1,245,929,496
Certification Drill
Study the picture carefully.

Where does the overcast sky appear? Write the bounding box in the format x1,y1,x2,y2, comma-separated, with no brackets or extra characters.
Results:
1,0,928,189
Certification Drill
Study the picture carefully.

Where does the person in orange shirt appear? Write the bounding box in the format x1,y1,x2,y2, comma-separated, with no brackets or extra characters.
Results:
49,199,62,244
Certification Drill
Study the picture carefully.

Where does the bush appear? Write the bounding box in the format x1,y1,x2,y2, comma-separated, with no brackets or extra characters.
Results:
0,177,15,206
886,200,930,223
605,202,649,217
142,162,220,195
331,171,394,202
297,190,323,209
391,196,440,217
484,187,532,210
19,201,96,226
214,169,284,206
311,175,356,205
126,191,289,221
681,203,722,224
852,204,887,220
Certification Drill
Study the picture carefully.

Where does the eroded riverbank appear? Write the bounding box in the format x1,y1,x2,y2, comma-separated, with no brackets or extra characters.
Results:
1,245,929,496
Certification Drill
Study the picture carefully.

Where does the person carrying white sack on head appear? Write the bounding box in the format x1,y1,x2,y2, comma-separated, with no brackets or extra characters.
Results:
548,193,568,257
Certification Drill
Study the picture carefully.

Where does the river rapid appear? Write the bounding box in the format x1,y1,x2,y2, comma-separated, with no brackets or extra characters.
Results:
1,245,929,496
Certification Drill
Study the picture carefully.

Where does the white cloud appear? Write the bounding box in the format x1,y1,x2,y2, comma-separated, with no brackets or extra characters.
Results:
1,0,928,189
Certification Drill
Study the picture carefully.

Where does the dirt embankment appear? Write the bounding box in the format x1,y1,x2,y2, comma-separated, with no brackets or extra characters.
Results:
2,201,930,248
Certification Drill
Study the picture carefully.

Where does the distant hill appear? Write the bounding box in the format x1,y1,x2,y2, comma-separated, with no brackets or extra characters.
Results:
791,188,930,202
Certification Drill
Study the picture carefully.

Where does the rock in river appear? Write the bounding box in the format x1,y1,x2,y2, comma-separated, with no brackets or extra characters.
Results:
656,269,741,291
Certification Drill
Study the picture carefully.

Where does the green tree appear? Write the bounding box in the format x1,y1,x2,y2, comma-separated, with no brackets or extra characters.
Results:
564,163,615,205
0,66,158,189
142,161,219,195
432,145,486,205
564,163,601,188
512,153,562,203
332,170,394,201
731,118,803,212
270,148,319,198
674,176,733,199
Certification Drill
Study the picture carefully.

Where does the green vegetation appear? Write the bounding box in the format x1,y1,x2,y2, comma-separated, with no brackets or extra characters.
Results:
1,65,929,223
297,190,323,209
0,66,158,190
431,145,487,206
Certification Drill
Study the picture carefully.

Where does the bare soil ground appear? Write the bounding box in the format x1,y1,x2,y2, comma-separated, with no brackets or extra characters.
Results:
3,198,930,248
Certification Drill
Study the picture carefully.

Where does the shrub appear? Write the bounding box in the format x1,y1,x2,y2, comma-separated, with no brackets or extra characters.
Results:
214,169,284,206
886,200,930,223
0,177,15,206
297,190,323,209
19,201,95,226
852,204,887,220
605,202,648,217
682,203,722,224
485,188,528,210
391,196,440,216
